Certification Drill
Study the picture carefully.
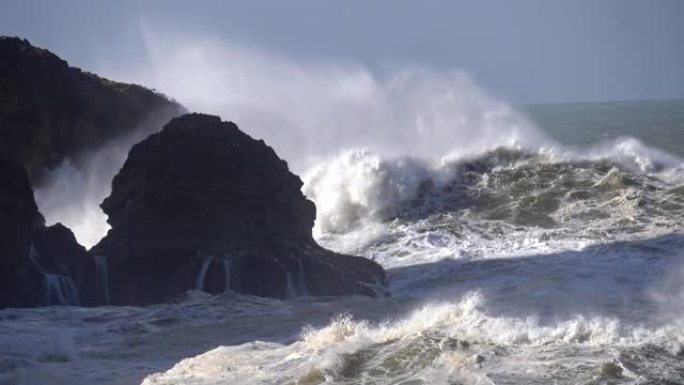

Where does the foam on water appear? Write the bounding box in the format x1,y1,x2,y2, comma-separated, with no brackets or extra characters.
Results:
309,142,684,273
3,232,684,385
142,293,684,385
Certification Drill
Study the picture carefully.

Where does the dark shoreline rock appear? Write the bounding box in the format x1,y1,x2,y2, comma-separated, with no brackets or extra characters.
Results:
32,223,100,306
0,152,99,308
0,36,183,179
0,152,42,307
92,114,387,305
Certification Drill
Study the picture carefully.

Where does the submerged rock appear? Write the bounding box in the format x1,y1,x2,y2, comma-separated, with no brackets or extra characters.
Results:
93,113,386,305
0,153,97,307
0,36,182,178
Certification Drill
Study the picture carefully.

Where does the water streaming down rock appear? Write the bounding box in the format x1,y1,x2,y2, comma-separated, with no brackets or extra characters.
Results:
195,254,214,292
31,223,100,306
41,273,80,306
285,257,308,298
222,258,232,293
285,271,298,299
94,255,110,305
27,245,80,306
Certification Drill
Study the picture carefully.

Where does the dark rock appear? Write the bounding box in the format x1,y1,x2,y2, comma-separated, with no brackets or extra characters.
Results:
32,223,101,306
0,36,182,179
92,113,386,305
0,152,42,307
0,152,99,308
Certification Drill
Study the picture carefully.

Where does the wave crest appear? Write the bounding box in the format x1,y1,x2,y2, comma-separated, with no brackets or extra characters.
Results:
142,292,683,385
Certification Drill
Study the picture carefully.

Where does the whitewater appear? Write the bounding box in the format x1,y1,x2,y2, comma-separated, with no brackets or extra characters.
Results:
1,36,683,385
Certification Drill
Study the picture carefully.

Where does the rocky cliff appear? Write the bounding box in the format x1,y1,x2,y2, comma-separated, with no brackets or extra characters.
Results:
92,114,387,305
0,36,182,178
0,152,42,307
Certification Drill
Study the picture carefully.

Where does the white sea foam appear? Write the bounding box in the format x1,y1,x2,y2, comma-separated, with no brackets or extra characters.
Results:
306,142,683,252
142,292,684,385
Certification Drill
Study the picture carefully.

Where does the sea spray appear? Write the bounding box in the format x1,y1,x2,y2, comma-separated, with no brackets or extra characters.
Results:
107,30,547,170
38,33,684,248
33,113,180,248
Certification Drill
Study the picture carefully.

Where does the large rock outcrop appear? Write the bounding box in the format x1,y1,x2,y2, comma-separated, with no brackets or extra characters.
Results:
0,152,98,308
92,114,386,305
0,36,182,178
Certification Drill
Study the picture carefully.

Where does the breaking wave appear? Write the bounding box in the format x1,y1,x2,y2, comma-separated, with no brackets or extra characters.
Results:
143,292,684,385
305,140,684,242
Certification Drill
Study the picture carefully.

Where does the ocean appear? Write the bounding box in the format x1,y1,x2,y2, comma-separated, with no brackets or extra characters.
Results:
2,99,683,385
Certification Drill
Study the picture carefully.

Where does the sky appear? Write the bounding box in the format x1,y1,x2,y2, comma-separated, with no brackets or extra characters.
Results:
1,0,683,103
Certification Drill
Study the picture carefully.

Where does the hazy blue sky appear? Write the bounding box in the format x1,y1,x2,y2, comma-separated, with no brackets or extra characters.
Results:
2,0,682,103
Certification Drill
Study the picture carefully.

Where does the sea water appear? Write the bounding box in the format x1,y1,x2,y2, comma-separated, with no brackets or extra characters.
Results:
2,100,683,385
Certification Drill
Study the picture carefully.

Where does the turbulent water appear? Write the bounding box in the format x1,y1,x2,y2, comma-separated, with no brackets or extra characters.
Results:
3,48,684,385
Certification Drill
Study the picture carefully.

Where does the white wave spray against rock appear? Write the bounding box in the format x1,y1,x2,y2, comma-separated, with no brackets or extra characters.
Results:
102,29,684,239
84,28,551,244
33,113,178,248
36,28,684,249
103,28,547,169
